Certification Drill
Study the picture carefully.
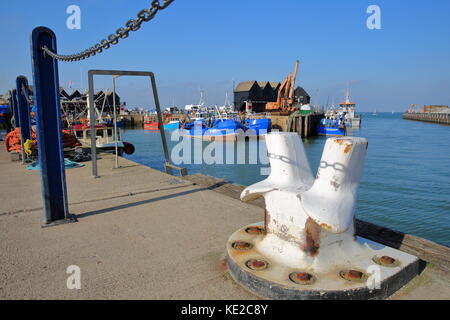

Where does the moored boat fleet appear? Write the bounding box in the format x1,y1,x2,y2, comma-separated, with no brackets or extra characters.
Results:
142,86,363,140
59,85,363,156
49,67,365,156
143,106,272,141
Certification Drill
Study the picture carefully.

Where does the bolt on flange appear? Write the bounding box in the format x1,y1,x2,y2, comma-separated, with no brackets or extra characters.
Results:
245,226,265,235
339,270,368,283
232,241,253,251
289,272,316,285
372,255,400,267
245,259,269,271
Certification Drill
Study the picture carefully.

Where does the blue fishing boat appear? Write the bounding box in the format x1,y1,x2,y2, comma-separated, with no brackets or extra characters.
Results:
183,119,246,141
318,112,346,136
163,120,181,130
105,119,125,128
244,118,271,136
182,119,207,138
182,117,272,141
206,119,246,141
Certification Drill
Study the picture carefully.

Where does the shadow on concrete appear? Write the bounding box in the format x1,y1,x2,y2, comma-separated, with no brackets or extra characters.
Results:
76,181,227,219
113,164,142,169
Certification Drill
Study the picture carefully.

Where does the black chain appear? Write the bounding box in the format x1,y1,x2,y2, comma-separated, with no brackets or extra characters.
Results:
42,0,174,62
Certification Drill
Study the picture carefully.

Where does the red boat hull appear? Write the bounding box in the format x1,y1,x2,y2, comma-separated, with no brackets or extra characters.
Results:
144,122,158,130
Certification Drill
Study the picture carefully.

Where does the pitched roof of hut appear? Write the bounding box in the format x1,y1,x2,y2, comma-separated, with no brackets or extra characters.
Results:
270,82,281,90
69,90,82,100
59,88,70,100
294,86,310,97
105,90,120,99
257,81,270,88
234,81,258,92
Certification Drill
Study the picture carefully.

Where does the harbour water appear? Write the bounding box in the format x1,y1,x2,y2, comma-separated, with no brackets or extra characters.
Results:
123,113,450,246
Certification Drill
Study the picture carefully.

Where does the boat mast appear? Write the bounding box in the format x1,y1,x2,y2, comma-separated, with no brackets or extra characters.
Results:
224,91,231,108
345,82,351,104
214,105,224,121
199,90,205,108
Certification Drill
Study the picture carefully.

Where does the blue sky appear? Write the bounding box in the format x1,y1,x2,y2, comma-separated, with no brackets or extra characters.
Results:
0,0,449,111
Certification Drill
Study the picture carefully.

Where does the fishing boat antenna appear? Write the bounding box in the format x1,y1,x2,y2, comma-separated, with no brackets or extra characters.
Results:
214,104,224,122
345,81,351,104
199,90,205,108
224,91,232,108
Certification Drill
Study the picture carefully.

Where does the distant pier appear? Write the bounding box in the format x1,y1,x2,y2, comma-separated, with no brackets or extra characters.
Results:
403,112,450,125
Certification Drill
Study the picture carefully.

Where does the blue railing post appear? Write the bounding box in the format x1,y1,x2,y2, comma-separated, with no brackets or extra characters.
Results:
10,89,19,128
16,76,32,162
30,27,73,226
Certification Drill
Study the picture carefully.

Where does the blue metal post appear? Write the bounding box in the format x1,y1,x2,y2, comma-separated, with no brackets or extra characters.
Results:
10,89,19,128
16,76,32,161
30,27,72,226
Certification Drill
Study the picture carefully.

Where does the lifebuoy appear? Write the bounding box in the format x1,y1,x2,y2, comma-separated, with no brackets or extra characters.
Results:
123,142,135,155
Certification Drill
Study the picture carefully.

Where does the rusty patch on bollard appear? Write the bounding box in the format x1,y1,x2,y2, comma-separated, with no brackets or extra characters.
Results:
373,255,400,268
320,223,333,232
289,272,315,285
245,226,265,235
344,144,352,154
246,259,269,271
302,218,321,256
232,241,253,251
334,138,352,154
339,269,368,283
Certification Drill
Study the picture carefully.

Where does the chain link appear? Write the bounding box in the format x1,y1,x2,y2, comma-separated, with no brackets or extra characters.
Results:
21,84,34,105
42,0,174,62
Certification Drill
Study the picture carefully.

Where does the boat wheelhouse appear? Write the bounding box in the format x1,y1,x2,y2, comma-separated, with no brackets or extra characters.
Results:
338,88,361,128
71,123,135,155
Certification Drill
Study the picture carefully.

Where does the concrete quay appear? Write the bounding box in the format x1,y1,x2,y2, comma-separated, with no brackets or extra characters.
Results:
0,142,448,299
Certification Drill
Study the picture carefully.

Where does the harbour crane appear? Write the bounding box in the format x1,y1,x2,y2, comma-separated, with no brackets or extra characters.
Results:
265,60,299,113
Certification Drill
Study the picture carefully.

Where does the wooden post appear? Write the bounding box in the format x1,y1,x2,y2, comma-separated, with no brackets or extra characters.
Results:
304,115,309,137
297,115,303,136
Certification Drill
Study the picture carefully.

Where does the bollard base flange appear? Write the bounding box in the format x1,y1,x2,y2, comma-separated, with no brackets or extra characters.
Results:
227,222,420,300
41,214,78,228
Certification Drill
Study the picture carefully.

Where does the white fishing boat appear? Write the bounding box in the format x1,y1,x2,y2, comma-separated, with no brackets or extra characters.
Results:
71,122,135,155
338,87,361,128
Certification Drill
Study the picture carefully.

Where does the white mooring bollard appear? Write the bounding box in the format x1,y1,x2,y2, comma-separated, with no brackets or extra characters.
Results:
226,132,419,299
